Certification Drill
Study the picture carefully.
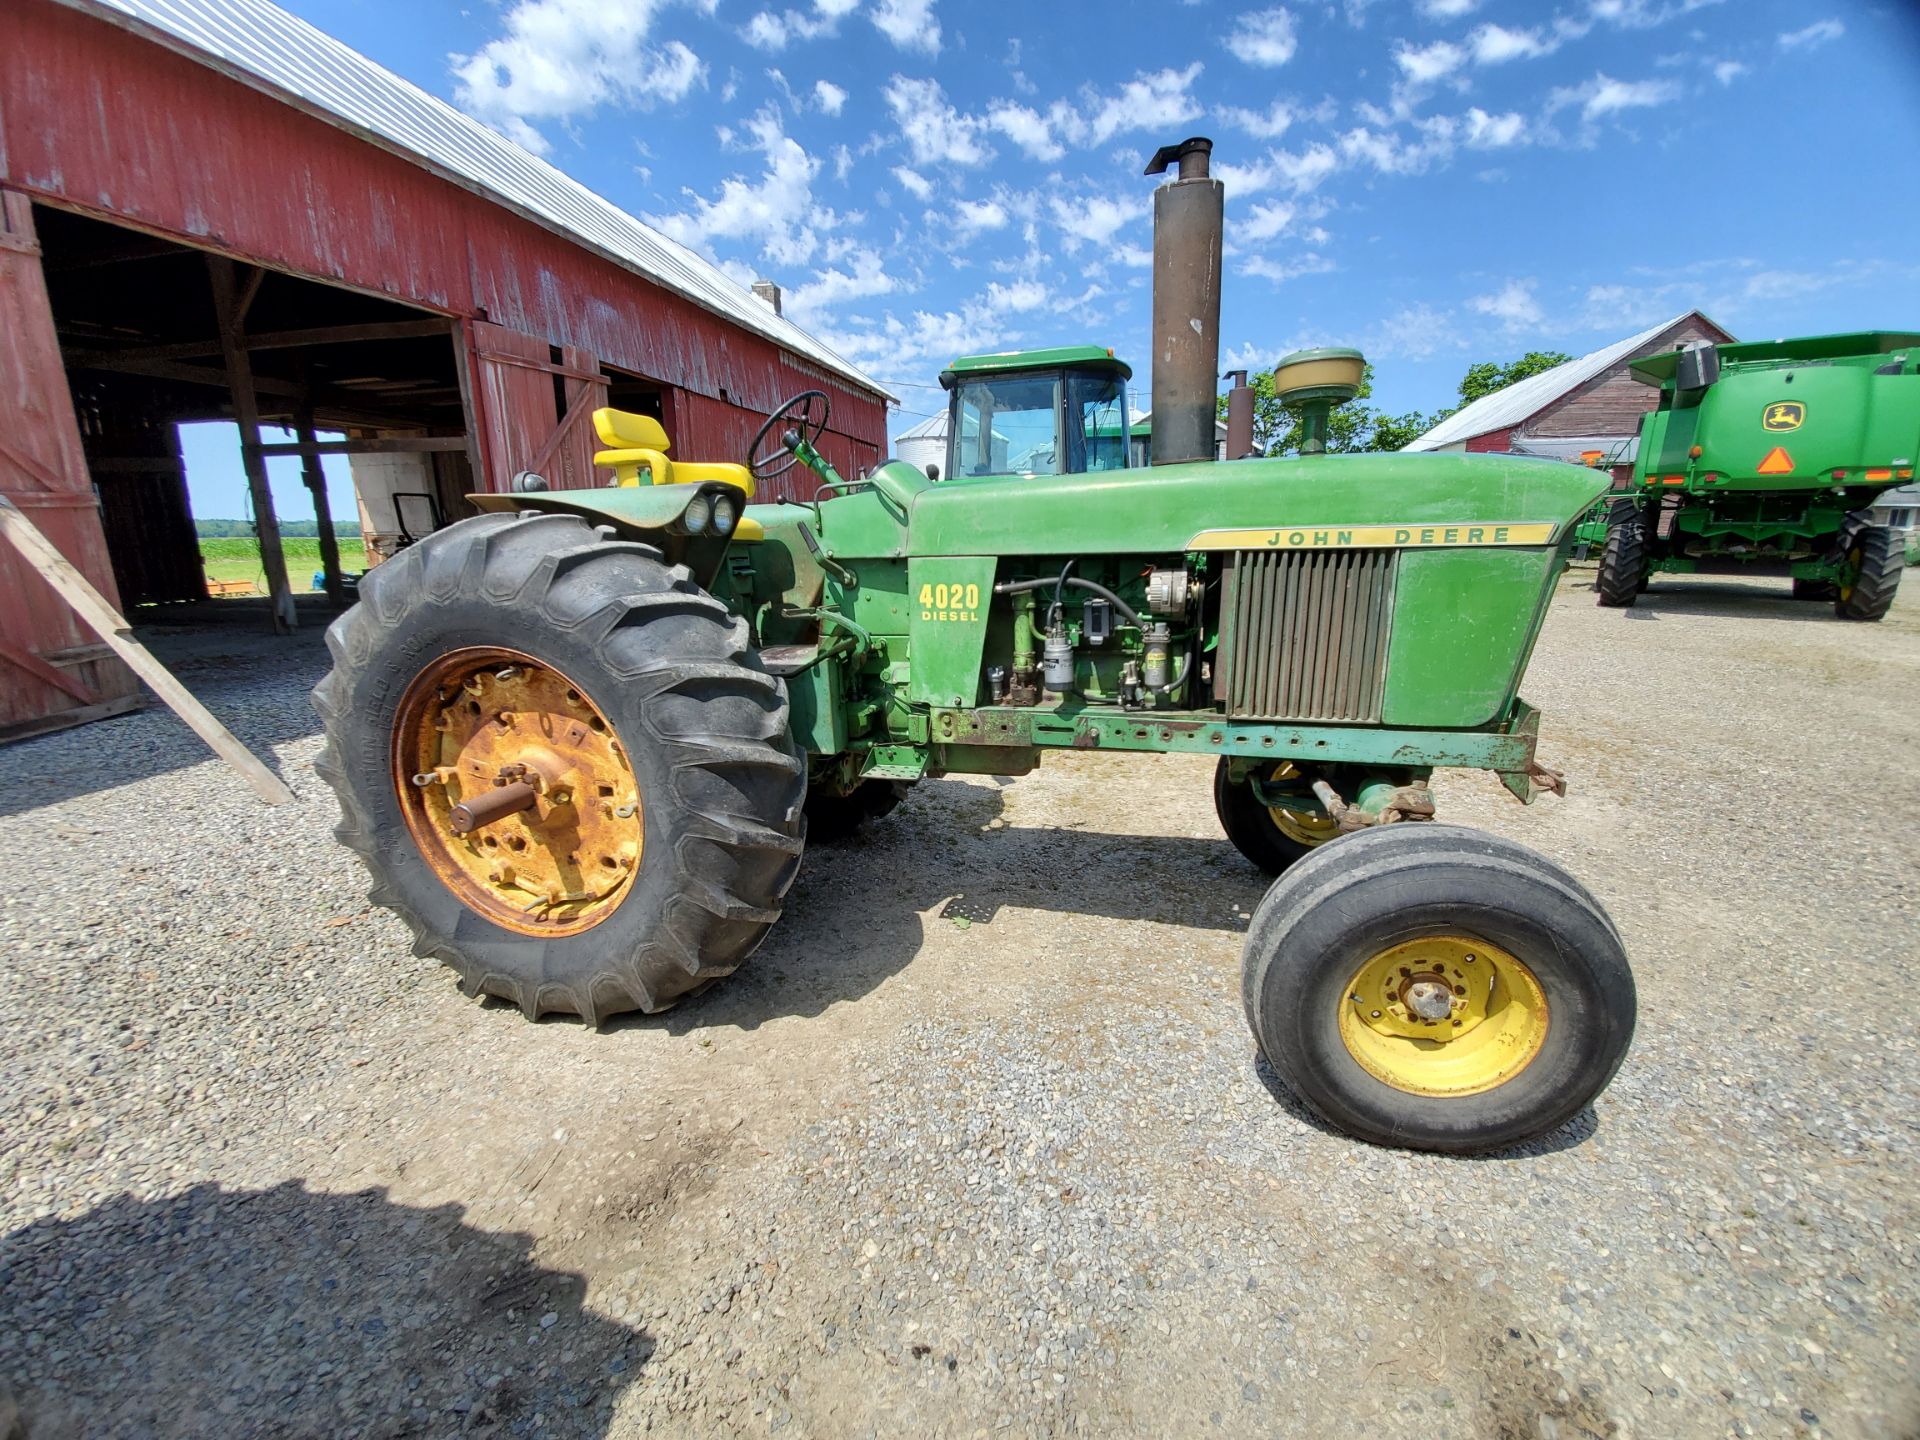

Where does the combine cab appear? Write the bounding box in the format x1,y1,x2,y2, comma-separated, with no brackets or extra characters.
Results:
1596,331,1919,618
312,137,1637,1154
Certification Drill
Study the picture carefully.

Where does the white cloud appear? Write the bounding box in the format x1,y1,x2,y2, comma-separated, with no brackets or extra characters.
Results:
1216,142,1340,197
452,0,706,154
873,0,942,55
985,279,1050,312
1469,278,1544,330
1462,107,1526,147
814,79,847,114
1234,7,1299,66
1415,0,1478,16
1778,18,1843,49
1086,64,1206,144
1469,23,1553,63
1394,39,1466,85
1371,303,1456,360
1710,59,1746,86
1216,99,1295,139
987,102,1072,162
1238,199,1296,242
1340,119,1457,175
884,76,993,166
1050,194,1145,252
741,7,848,50
1241,253,1337,285
648,106,831,267
783,245,904,322
1549,72,1681,123
892,165,934,200
953,198,1009,234
832,144,853,180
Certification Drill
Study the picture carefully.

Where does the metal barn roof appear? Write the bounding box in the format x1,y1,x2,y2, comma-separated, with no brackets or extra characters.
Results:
77,0,891,402
1404,313,1697,452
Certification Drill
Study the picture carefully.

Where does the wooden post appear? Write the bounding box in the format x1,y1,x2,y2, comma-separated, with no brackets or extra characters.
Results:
0,495,295,805
294,387,346,606
207,255,297,633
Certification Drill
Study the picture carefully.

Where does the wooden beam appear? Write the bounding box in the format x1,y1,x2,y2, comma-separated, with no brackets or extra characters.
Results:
69,351,310,400
256,436,470,457
0,495,294,804
295,391,347,608
66,317,456,367
207,255,297,634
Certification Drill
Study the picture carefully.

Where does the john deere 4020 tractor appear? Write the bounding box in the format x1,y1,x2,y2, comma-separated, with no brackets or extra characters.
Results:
314,138,1636,1153
1594,331,1918,617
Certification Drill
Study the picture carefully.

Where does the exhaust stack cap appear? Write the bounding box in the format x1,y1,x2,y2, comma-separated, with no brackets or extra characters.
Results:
1145,136,1213,180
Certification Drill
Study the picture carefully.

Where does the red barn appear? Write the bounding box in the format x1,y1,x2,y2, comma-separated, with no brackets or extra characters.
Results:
0,0,890,738
1404,311,1734,483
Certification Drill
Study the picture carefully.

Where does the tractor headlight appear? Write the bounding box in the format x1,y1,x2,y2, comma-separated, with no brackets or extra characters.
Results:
683,492,712,534
711,492,738,535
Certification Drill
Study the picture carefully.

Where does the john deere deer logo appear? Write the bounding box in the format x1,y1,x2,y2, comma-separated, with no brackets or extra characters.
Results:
1763,401,1805,432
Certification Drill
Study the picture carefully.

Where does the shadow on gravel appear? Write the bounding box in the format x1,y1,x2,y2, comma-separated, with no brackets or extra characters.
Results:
0,1180,647,1438
1251,1054,1602,1157
0,603,336,819
627,776,1278,1035
1611,580,1850,624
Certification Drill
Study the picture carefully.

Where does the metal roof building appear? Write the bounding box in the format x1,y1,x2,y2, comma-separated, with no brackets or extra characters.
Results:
1404,311,1735,466
0,0,891,738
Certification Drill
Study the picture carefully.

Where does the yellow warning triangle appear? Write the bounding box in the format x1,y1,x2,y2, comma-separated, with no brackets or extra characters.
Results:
1756,446,1794,475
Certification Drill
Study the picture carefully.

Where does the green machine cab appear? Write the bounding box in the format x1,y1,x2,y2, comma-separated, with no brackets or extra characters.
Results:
1593,331,1919,618
312,136,1636,1155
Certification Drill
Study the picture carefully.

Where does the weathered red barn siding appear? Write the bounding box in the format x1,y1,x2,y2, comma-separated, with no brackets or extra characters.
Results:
0,0,888,501
1463,428,1514,453
1529,317,1735,439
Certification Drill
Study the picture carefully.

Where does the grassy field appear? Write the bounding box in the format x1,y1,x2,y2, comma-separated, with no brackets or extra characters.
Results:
200,536,370,591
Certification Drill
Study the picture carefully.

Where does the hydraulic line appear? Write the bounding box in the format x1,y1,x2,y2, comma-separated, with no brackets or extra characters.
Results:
992,575,1145,629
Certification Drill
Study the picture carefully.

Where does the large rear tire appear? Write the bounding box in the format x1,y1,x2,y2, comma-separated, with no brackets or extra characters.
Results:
312,512,806,1023
1241,826,1635,1153
1214,759,1339,877
1836,525,1903,621
1594,501,1646,608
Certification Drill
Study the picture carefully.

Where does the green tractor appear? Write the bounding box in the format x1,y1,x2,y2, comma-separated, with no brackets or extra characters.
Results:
313,138,1635,1154
1594,331,1918,617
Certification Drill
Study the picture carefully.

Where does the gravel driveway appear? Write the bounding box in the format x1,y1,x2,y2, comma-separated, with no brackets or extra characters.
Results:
2,571,1915,1439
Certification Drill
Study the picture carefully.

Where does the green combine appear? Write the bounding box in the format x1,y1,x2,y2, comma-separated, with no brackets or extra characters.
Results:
313,137,1635,1154
1594,331,1918,617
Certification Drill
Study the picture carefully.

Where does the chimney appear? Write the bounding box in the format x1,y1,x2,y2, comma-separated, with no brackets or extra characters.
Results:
751,279,783,316
1144,136,1223,466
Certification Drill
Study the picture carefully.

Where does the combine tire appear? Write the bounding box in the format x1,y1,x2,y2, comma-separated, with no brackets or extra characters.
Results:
1241,825,1635,1154
1836,525,1903,621
804,780,909,842
1594,503,1646,607
1214,759,1340,877
312,511,806,1023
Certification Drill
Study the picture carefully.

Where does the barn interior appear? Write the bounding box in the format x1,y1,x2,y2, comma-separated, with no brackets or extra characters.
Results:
37,202,482,628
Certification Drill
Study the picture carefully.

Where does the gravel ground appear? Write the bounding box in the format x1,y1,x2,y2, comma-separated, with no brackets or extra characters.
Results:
2,573,1916,1439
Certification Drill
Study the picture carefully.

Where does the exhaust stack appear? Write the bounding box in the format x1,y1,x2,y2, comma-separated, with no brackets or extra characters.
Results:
1145,136,1223,466
1223,368,1255,459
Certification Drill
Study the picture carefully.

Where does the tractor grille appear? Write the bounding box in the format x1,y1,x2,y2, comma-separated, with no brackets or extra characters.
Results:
1218,548,1396,722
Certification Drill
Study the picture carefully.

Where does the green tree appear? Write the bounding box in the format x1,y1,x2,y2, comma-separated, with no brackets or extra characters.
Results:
1454,351,1572,406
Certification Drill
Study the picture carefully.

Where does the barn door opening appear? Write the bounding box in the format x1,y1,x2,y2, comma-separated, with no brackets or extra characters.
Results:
464,321,608,492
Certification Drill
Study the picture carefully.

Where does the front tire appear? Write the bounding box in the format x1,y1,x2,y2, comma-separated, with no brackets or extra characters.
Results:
312,512,806,1023
1214,759,1338,877
1836,525,1903,621
1241,826,1635,1153
1594,501,1646,608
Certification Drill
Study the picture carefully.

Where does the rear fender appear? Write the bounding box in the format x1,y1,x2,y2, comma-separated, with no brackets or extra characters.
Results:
468,483,749,585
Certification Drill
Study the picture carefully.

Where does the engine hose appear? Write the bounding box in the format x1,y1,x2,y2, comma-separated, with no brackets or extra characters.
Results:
992,575,1144,630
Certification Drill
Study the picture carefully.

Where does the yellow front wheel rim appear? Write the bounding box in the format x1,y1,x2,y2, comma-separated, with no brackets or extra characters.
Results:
1265,762,1338,848
1338,935,1549,1097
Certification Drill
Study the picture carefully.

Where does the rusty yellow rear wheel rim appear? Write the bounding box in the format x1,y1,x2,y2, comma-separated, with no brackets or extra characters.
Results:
1265,761,1337,848
393,647,641,937
1338,935,1548,1097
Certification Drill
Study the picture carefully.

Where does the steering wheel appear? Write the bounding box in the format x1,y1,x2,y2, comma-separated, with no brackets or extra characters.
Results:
747,389,831,481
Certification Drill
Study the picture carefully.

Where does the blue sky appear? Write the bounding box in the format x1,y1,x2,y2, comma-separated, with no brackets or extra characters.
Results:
189,0,1920,516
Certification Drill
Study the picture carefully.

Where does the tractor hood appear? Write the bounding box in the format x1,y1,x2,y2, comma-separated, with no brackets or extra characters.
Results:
893,451,1609,558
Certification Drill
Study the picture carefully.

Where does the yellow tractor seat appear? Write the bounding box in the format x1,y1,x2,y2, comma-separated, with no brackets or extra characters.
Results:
592,406,756,498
